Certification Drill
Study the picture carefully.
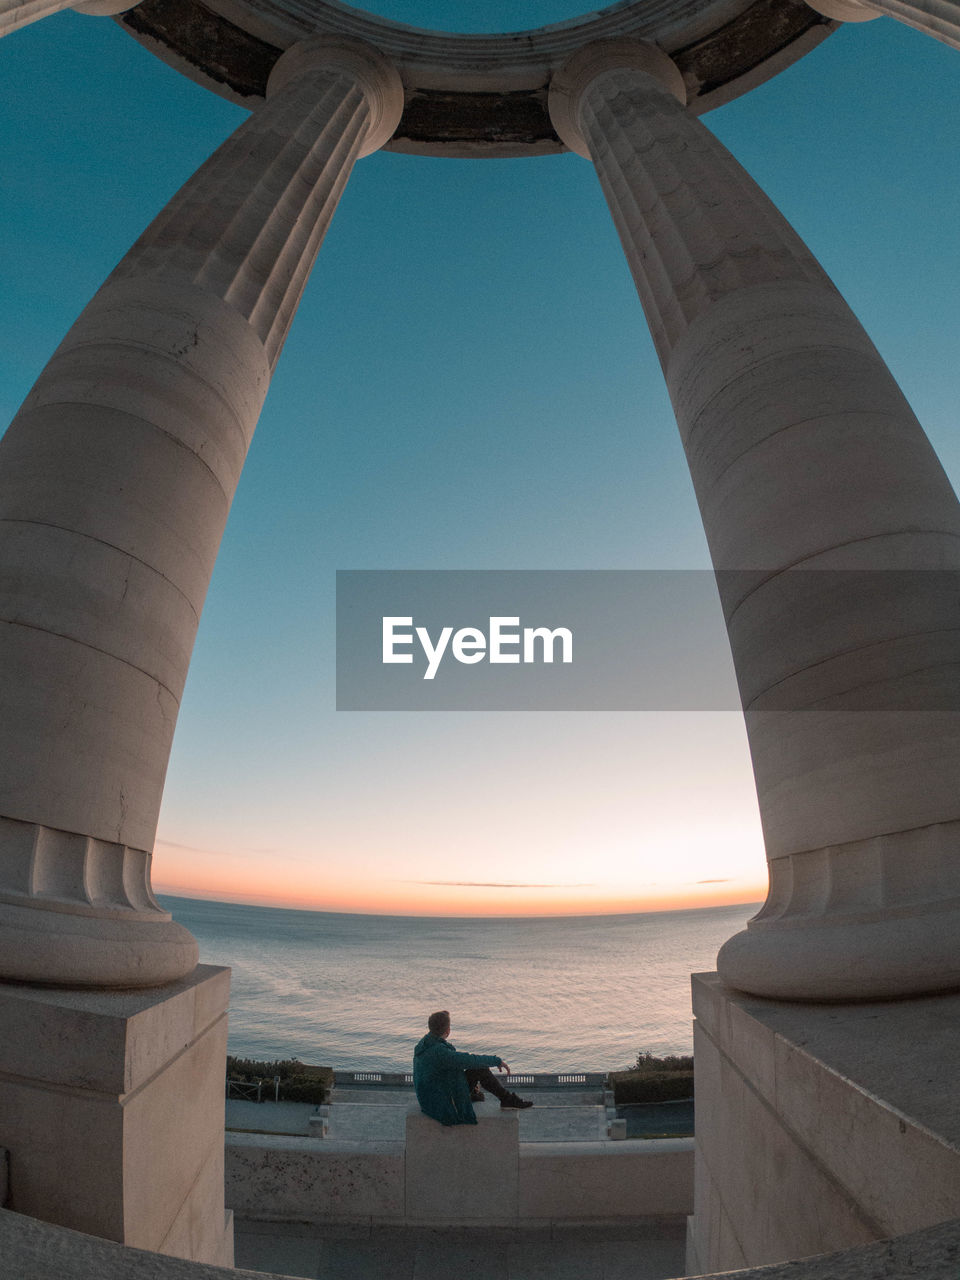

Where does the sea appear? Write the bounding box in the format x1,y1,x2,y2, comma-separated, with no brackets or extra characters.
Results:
161,895,760,1074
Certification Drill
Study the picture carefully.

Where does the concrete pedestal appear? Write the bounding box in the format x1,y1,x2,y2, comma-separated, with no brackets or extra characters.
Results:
404,1111,519,1224
0,964,232,1265
687,971,960,1274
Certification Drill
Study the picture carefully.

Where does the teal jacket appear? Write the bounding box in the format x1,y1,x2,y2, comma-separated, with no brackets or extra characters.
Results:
413,1033,502,1126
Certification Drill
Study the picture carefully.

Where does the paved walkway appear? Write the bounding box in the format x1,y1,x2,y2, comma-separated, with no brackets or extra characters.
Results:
234,1217,688,1280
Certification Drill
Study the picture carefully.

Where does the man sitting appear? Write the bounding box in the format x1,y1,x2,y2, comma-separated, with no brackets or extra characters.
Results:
413,1009,534,1125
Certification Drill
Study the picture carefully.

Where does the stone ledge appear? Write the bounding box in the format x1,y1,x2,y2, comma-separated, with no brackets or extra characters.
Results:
0,963,229,1095
691,971,960,1150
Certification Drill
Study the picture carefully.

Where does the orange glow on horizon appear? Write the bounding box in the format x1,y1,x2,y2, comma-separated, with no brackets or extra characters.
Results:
154,885,767,919
152,843,767,918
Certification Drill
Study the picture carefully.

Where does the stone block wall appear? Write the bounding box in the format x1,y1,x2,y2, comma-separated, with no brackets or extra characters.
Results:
520,1140,693,1221
225,1113,694,1225
225,1136,405,1221
687,972,960,1273
0,965,233,1266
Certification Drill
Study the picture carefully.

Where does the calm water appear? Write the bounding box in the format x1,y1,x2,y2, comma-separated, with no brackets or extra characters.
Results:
162,895,759,1073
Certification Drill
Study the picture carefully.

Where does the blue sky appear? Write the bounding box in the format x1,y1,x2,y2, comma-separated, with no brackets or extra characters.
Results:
0,7,957,912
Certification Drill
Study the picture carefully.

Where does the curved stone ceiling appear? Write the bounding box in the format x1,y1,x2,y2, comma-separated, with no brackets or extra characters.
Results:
118,0,837,156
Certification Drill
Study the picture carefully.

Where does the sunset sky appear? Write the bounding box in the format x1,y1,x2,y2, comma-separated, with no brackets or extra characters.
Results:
1,5,958,916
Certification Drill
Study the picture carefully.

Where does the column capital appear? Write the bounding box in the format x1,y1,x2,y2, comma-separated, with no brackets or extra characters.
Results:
804,0,878,21
267,35,404,157
71,0,138,15
548,38,685,159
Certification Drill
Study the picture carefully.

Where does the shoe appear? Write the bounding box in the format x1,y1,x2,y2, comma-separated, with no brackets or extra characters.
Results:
500,1092,533,1110
470,1085,485,1103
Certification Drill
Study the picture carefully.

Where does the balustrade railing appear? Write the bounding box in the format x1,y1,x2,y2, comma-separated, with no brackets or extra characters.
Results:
333,1069,608,1089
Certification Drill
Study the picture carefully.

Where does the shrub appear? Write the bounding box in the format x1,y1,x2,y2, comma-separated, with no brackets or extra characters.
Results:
226,1056,333,1104
632,1050,694,1073
608,1050,694,1105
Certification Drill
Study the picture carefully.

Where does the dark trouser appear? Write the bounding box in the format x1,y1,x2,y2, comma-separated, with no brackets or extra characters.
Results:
465,1066,510,1100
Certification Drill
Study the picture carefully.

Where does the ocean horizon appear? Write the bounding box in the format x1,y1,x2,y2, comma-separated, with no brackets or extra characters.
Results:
162,894,760,1073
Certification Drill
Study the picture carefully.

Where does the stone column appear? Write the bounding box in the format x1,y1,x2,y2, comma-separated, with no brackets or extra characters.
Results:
0,36,403,987
805,0,960,53
549,40,960,1000
0,0,134,39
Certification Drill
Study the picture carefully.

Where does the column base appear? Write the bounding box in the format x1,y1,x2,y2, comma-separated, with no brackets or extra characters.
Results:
717,904,960,1000
0,964,231,1264
0,899,198,988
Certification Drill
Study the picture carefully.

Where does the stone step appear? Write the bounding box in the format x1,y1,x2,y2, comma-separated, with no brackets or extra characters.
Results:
226,1097,610,1142
330,1086,604,1107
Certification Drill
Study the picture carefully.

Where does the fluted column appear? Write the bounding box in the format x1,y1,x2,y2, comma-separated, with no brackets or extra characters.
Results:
550,40,960,1000
805,0,960,53
0,0,134,39
0,36,402,986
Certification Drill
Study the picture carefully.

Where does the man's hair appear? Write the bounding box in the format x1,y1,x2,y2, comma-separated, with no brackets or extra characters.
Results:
427,1010,450,1036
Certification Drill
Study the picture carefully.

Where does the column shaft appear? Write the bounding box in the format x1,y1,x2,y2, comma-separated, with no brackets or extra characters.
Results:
550,41,960,999
0,38,401,986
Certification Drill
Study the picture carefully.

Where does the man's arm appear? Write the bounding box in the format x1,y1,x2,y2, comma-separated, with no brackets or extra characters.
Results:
440,1049,504,1070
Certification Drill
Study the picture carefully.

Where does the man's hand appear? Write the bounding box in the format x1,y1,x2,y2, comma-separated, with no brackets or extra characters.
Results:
497,1059,510,1073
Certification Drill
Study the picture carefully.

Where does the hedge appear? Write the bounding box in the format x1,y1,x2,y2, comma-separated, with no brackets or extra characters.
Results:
608,1050,695,1105
226,1056,333,1104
